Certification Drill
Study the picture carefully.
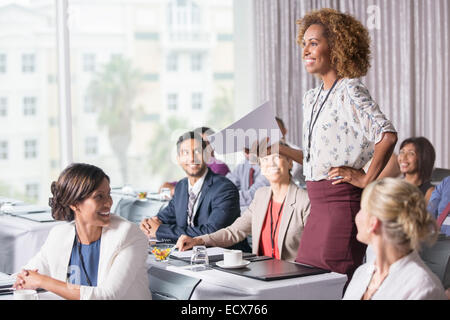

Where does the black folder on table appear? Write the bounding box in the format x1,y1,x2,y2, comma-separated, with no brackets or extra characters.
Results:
212,258,330,281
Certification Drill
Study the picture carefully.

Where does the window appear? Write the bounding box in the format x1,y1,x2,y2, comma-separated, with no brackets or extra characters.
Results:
84,94,95,113
0,54,6,73
67,0,242,192
0,97,7,117
167,93,178,110
167,53,178,71
24,139,38,159
192,92,202,110
82,53,96,72
167,0,202,28
23,97,37,116
25,183,39,201
191,52,202,71
0,141,7,160
22,54,36,73
0,2,59,205
85,137,98,156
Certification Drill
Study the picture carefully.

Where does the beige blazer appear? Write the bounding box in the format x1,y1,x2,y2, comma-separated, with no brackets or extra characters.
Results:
200,182,310,261
23,215,151,300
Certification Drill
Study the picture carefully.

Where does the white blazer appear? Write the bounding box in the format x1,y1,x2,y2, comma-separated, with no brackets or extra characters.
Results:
23,215,151,300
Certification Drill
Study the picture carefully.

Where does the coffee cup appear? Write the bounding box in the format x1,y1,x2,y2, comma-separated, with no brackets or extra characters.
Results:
223,249,243,266
13,289,39,300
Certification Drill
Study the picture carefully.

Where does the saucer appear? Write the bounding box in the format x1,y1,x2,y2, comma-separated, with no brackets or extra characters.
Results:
216,260,251,269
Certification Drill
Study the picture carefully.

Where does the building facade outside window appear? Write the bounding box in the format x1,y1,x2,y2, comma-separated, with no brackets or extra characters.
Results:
167,93,178,110
82,53,96,72
25,183,39,201
22,54,36,73
85,136,98,156
0,97,7,117
0,141,7,160
24,139,38,159
23,97,37,116
0,53,6,73
192,92,202,110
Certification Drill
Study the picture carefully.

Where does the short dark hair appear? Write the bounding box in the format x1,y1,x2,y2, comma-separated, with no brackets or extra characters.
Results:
194,127,215,136
49,163,110,222
400,137,436,184
176,131,207,154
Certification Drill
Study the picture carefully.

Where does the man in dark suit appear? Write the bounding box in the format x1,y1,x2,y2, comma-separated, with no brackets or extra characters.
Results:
140,131,250,251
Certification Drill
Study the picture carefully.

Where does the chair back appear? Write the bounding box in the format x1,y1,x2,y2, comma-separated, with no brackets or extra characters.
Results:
148,266,201,300
420,234,450,289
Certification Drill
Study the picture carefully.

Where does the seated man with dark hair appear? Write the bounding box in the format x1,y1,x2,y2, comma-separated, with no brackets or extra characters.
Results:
140,131,250,251
158,126,230,196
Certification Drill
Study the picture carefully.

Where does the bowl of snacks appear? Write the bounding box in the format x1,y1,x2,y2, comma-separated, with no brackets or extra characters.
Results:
138,192,147,200
150,244,175,262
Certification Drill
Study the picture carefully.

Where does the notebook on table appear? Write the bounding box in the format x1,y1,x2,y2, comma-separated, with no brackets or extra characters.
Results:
212,258,330,281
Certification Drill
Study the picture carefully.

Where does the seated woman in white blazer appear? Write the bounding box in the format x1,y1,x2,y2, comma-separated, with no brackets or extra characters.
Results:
13,163,151,300
176,144,311,261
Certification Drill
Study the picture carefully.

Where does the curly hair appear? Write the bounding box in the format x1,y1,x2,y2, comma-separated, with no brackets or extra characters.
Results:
296,8,371,78
49,163,110,221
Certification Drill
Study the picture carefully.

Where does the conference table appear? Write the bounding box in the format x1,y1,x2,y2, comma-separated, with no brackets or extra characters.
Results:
0,192,167,274
146,253,348,300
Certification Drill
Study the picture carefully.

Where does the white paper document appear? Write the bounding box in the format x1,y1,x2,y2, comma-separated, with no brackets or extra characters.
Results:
207,101,282,154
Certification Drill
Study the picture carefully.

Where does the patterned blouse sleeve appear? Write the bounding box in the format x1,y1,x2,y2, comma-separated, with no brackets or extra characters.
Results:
345,79,396,144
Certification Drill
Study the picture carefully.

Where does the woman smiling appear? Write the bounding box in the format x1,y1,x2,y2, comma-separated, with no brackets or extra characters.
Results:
294,8,398,285
398,137,436,204
13,163,151,300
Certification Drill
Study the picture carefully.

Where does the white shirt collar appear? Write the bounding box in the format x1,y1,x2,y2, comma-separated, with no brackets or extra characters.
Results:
188,168,208,195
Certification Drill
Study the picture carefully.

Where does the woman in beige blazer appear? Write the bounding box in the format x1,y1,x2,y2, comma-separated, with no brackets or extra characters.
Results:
176,150,311,261
13,163,151,300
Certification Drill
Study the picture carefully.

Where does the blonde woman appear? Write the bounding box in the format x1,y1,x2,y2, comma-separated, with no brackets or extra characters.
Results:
343,178,447,300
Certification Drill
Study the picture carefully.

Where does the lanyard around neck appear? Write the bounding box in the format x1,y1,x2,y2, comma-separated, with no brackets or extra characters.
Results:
74,226,93,287
306,78,340,162
269,194,286,258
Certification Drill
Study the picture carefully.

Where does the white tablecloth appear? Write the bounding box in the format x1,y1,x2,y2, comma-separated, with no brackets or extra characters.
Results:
147,255,347,300
0,214,64,274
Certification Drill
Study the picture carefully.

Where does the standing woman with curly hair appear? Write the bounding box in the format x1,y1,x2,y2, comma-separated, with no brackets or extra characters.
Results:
294,8,398,285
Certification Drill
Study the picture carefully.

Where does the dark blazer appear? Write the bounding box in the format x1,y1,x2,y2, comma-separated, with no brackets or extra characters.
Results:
156,169,250,251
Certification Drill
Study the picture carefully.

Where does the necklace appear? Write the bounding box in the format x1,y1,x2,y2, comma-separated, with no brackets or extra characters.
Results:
269,193,286,258
74,226,93,286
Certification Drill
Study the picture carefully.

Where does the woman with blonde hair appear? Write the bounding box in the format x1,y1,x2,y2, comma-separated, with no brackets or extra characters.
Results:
343,178,447,300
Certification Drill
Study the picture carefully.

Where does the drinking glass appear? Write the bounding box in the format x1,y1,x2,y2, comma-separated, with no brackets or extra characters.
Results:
190,245,209,271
